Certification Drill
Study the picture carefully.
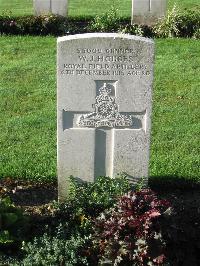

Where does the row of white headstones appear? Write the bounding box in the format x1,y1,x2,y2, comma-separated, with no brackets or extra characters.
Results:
33,0,167,24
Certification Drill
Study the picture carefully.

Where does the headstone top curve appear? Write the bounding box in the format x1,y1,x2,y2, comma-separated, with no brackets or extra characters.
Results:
57,33,154,45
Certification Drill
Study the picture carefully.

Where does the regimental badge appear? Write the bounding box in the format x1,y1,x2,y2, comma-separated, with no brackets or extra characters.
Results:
78,83,133,128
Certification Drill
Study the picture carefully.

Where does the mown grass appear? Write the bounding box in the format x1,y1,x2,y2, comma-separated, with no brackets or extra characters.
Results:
0,36,199,182
151,38,200,183
0,0,199,17
0,36,57,180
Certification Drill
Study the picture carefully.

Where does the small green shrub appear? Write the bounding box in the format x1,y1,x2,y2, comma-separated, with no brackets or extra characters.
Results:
154,5,182,38
92,189,171,265
50,175,131,241
0,197,28,249
88,7,121,32
67,175,131,217
16,228,92,266
154,5,200,38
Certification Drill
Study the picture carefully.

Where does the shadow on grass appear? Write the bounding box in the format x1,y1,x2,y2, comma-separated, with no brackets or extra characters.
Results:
149,175,200,191
148,175,200,266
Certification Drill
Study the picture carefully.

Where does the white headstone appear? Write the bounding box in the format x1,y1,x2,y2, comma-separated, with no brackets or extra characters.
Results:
33,0,50,15
132,0,167,25
33,0,68,16
57,33,154,201
51,0,68,16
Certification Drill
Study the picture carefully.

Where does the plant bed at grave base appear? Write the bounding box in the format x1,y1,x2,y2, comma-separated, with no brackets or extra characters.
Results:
0,6,199,38
0,176,200,265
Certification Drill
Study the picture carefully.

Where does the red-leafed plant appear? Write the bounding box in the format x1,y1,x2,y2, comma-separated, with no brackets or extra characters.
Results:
93,189,171,266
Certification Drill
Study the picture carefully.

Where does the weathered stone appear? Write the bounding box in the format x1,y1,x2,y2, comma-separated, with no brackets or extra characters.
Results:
51,0,68,16
33,0,50,15
131,0,167,25
33,0,68,16
57,33,154,201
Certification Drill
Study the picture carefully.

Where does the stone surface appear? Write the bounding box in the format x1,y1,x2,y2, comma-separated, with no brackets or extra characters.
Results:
131,0,167,25
57,33,154,201
33,0,68,16
51,0,68,16
33,0,50,15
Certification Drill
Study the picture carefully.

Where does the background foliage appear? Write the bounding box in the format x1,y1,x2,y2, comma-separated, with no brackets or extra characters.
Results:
0,0,199,17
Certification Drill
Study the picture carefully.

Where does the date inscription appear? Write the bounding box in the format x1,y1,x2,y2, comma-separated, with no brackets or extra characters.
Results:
61,47,151,76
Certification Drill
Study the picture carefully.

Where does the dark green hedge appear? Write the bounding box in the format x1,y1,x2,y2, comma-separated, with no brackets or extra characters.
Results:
0,7,199,38
0,15,92,36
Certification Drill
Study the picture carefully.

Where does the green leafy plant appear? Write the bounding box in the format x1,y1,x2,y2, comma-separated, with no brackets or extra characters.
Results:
88,7,121,32
67,175,131,217
92,189,171,265
154,5,200,38
0,230,13,245
16,230,92,266
119,24,144,36
154,5,182,37
14,222,100,266
53,175,131,242
0,197,28,248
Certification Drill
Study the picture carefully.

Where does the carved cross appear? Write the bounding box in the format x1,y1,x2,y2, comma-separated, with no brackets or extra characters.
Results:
62,82,146,178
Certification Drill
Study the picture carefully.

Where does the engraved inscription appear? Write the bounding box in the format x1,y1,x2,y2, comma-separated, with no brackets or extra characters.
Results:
61,47,151,76
77,83,133,128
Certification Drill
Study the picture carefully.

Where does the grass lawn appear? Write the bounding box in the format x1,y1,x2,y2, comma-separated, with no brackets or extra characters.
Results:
0,36,57,180
0,36,199,182
0,0,199,17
